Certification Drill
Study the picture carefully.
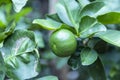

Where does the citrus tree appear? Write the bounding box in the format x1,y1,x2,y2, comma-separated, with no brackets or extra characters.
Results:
1,0,120,80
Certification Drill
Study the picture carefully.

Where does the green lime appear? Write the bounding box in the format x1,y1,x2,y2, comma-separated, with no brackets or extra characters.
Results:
49,29,77,57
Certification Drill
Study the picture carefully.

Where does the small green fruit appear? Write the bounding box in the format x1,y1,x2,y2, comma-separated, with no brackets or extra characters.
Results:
49,29,77,57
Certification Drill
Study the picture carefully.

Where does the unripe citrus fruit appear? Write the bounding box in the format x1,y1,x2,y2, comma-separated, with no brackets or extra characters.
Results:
49,29,77,57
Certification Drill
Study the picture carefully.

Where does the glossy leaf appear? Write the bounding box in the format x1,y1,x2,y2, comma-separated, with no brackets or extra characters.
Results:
80,23,106,38
12,0,28,12
37,76,58,80
56,0,80,27
79,16,106,38
96,0,120,13
80,2,104,18
95,30,120,47
32,19,61,30
80,48,98,66
0,52,5,80
1,30,40,79
97,12,120,24
87,58,106,80
79,16,97,33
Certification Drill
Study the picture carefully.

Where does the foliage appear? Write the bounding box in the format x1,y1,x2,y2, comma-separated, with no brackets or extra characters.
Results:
33,0,120,80
1,0,120,80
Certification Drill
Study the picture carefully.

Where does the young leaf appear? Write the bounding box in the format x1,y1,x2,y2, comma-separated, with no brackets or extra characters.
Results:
95,30,120,47
80,2,104,18
87,58,106,80
80,48,98,66
97,12,120,24
0,52,5,80
12,0,28,12
1,30,40,79
36,76,58,80
32,19,61,30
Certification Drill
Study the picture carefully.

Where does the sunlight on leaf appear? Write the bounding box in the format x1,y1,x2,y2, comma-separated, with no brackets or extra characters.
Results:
33,19,61,30
95,30,120,47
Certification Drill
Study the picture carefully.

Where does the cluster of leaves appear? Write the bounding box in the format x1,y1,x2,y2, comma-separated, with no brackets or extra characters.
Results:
33,0,120,80
1,0,120,80
0,0,58,80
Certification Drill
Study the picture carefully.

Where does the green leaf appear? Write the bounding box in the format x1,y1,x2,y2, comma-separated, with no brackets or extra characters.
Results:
36,76,58,80
0,52,5,80
0,10,7,29
96,0,120,12
110,65,120,80
79,16,106,38
0,20,6,30
97,12,120,24
68,52,80,70
95,30,120,47
59,24,77,34
76,0,90,7
80,23,106,38
6,51,40,80
0,33,7,43
12,0,28,12
14,7,32,21
32,19,61,30
1,30,40,79
2,30,36,61
0,22,15,43
80,48,98,66
87,58,106,80
0,0,11,5
80,2,104,18
79,16,97,33
34,30,45,48
56,0,80,27
46,14,63,23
